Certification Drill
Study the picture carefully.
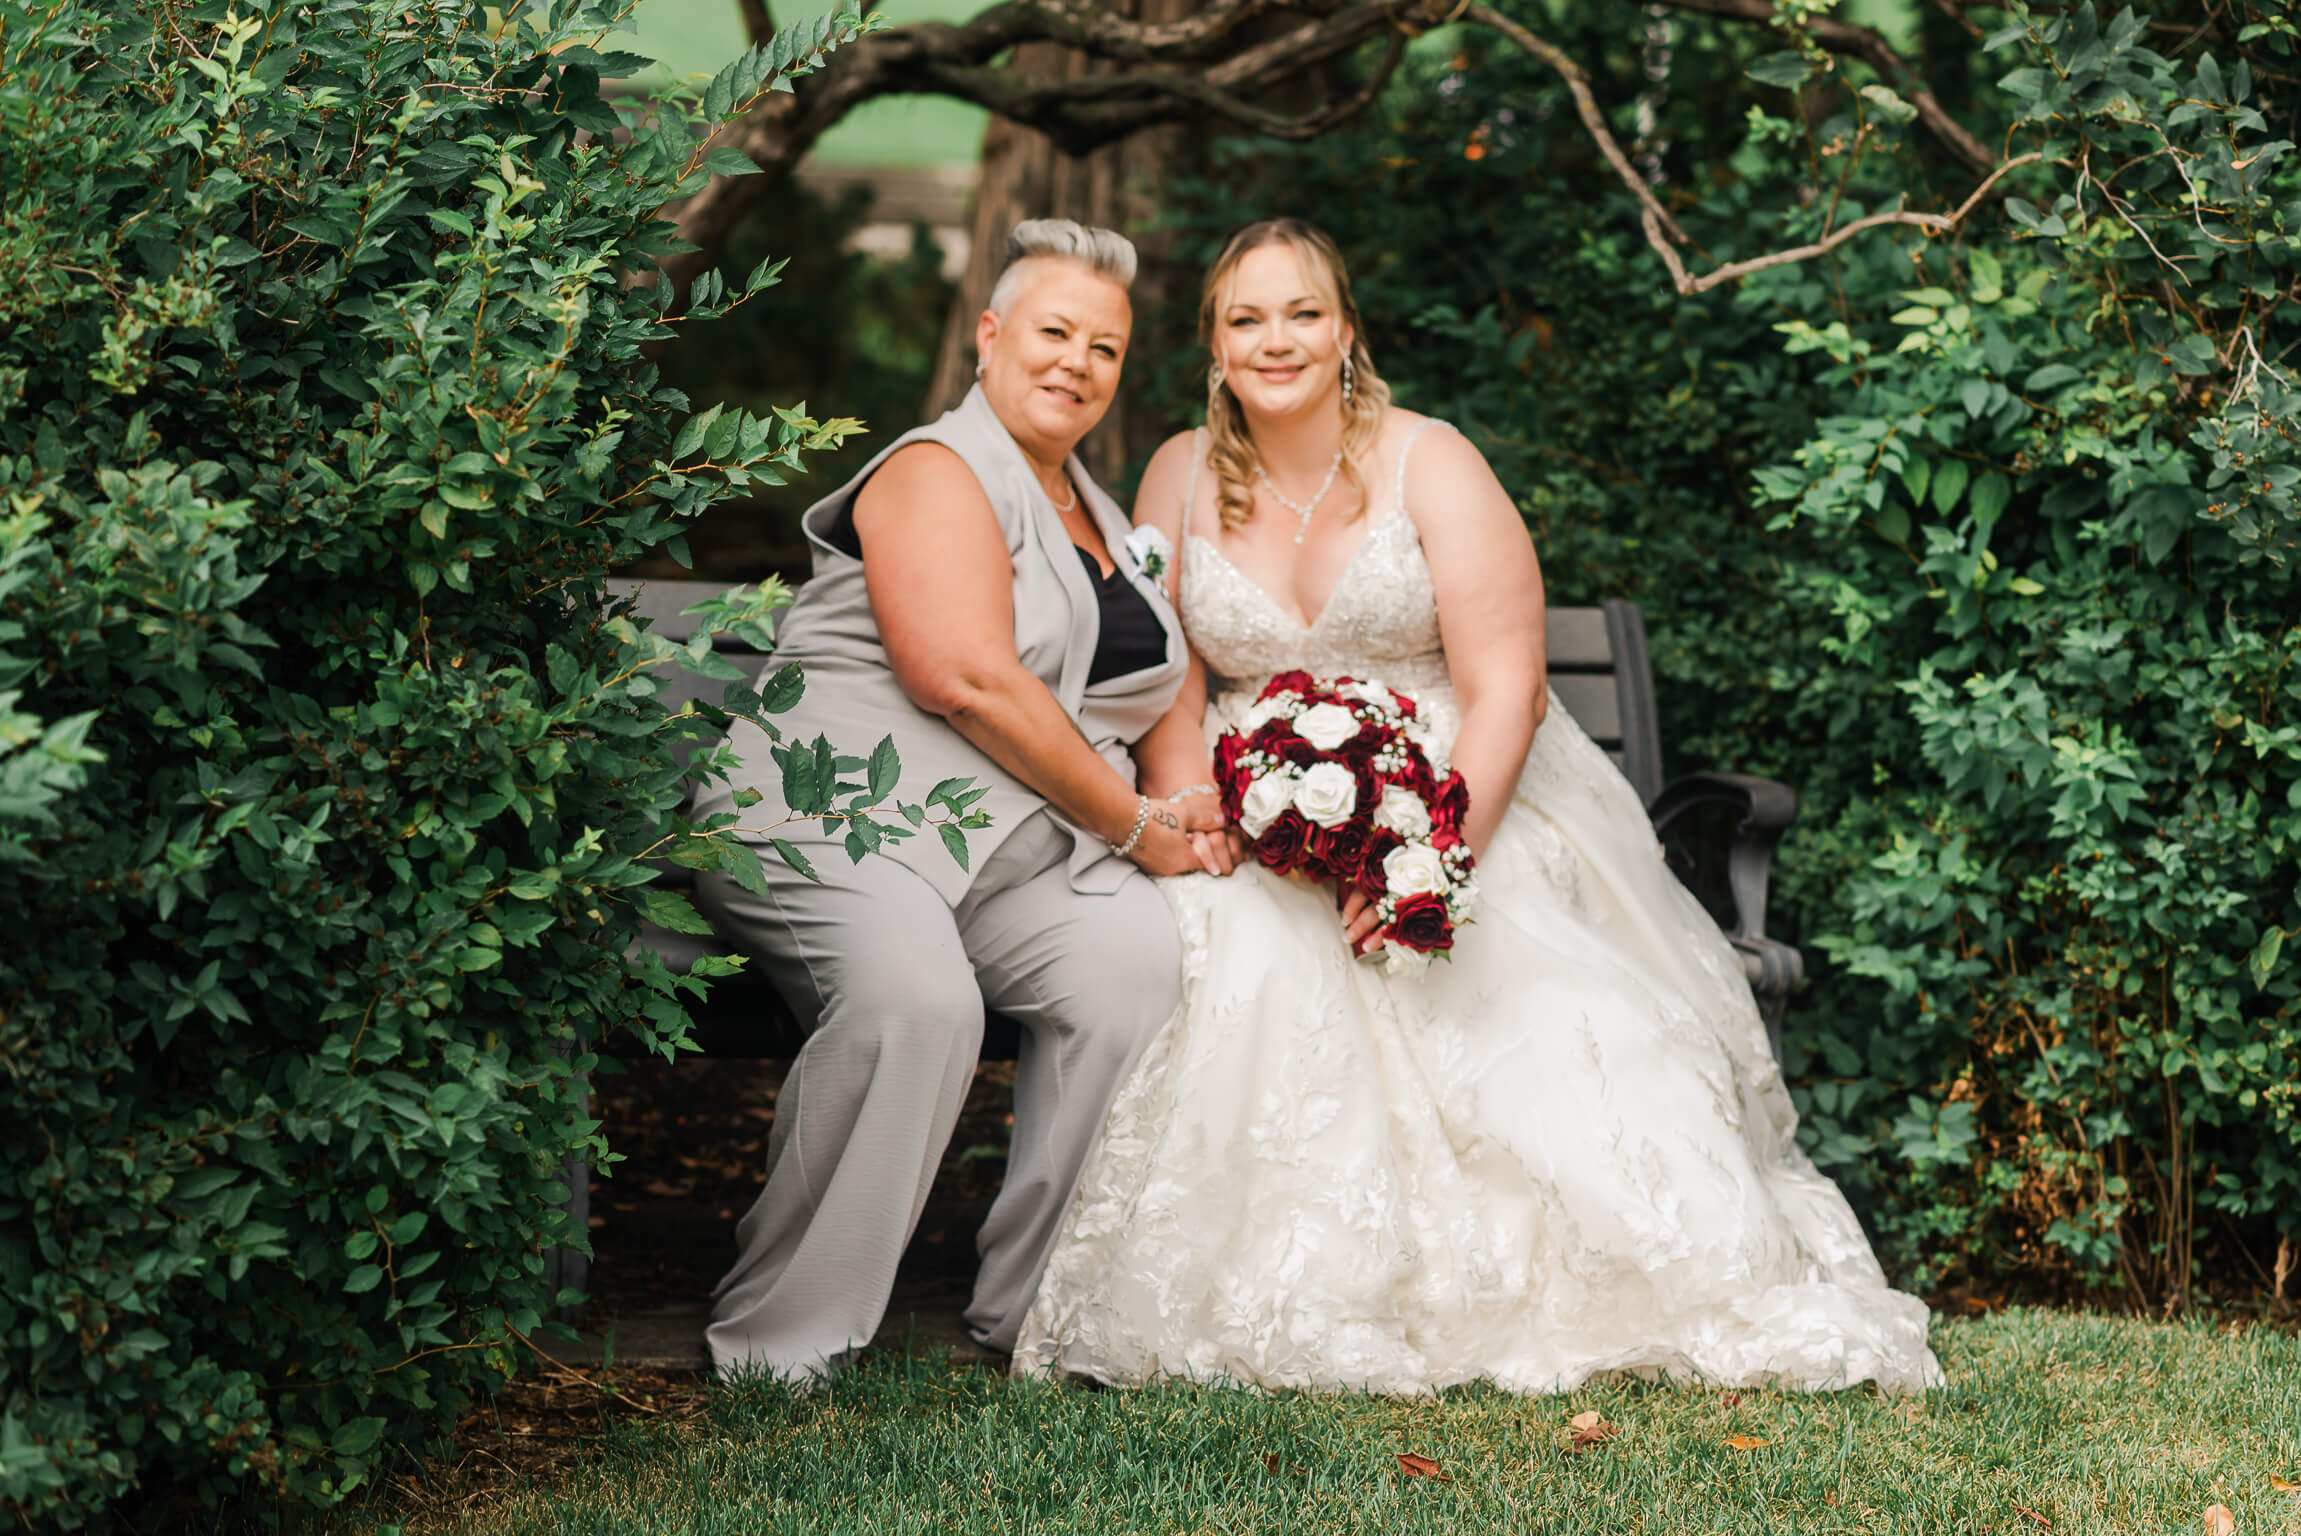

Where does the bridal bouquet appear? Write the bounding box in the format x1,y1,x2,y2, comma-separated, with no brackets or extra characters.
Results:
1213,671,1479,975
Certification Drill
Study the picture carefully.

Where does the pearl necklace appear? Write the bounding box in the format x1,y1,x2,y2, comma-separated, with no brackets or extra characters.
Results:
1256,451,1346,544
1046,475,1078,513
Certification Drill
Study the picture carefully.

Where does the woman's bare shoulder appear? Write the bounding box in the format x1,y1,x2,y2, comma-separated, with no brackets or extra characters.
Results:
1131,429,1204,530
857,440,989,516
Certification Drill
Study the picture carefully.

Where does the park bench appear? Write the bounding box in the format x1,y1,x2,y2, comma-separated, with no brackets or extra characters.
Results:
554,576,1805,1304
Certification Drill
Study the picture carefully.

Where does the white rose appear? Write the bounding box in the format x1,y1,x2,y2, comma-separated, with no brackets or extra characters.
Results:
1240,692,1300,734
1291,702,1361,752
1237,767,1301,838
1371,785,1432,840
1339,679,1395,709
1382,842,1450,899
1122,524,1173,580
1292,761,1360,829
1380,943,1433,979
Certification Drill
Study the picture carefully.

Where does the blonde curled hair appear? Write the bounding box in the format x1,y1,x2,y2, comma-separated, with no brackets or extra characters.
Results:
1199,219,1392,533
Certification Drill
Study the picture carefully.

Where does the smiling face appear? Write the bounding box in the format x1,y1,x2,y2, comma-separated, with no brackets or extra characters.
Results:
975,258,1132,467
1210,239,1354,425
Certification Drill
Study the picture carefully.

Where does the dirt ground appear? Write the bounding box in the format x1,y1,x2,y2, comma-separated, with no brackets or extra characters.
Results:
580,1051,1019,1338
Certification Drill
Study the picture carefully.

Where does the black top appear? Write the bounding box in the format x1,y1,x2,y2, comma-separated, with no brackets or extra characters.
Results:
820,496,1165,686
1077,546,1168,686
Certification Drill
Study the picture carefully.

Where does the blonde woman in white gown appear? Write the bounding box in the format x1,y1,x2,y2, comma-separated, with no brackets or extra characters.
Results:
1011,219,1942,1396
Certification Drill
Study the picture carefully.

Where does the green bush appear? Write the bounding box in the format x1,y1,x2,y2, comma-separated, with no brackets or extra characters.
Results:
1163,2,2299,1305
0,0,888,1521
1751,6,2301,1306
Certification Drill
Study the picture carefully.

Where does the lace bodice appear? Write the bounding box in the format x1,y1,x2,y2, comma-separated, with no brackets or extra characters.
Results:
1179,421,1452,708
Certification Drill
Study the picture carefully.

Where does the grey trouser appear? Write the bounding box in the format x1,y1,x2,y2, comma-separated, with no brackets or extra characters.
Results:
694,813,1179,1380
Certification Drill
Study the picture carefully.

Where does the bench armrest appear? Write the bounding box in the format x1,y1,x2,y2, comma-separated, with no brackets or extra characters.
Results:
1647,771,1797,943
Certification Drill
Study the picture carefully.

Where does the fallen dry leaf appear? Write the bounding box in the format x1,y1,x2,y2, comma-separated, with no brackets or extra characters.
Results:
1263,1454,1306,1477
2272,1475,2299,1493
1724,1435,1769,1451
1397,1453,1451,1482
1565,1411,1619,1453
2013,1504,2053,1528
2204,1504,2237,1536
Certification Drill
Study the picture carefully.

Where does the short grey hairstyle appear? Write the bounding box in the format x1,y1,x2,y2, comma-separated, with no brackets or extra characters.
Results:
986,218,1138,316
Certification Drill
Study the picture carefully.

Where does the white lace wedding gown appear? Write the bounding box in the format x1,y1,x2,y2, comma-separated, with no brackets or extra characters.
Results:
1012,421,1942,1396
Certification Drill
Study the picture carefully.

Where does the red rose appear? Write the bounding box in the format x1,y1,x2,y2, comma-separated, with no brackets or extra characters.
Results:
1335,723,1385,768
1308,820,1369,883
1388,892,1453,953
1252,809,1313,875
1264,670,1316,700
1354,827,1406,898
1430,773,1470,835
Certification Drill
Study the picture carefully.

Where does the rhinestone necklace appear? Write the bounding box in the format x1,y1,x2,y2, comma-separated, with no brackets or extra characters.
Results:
1256,451,1345,544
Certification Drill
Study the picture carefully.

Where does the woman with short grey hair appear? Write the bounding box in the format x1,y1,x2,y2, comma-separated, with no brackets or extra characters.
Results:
690,219,1226,1383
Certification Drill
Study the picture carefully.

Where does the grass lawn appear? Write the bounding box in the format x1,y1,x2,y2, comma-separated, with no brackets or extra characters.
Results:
376,1309,2300,1534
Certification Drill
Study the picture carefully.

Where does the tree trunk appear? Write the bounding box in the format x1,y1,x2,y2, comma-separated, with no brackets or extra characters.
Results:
923,8,1204,492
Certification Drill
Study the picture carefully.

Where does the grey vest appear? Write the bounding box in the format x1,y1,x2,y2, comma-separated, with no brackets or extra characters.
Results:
697,385,1189,904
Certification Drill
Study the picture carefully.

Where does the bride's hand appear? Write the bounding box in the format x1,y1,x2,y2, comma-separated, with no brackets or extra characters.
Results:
1338,886,1388,957
1169,790,1245,877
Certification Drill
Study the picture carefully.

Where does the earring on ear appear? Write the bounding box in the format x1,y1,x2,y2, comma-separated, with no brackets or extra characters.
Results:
975,357,986,381
1208,359,1226,393
1341,353,1356,406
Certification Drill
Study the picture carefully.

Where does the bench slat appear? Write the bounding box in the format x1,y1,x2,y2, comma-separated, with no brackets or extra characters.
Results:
1548,672,1623,744
1544,606,1614,670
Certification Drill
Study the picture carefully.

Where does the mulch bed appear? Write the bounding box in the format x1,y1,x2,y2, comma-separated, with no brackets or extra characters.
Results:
580,1054,1019,1323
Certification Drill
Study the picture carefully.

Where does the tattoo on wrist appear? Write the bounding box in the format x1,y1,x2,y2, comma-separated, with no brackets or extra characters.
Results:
1151,806,1180,829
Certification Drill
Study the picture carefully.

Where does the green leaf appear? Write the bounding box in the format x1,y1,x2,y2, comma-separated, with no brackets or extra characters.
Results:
769,838,820,882
702,145,760,178
1970,472,2011,534
759,661,805,713
1932,457,1972,513
938,822,971,870
866,734,900,801
343,1264,385,1295
2253,928,2286,988
639,888,714,935
1748,51,1814,89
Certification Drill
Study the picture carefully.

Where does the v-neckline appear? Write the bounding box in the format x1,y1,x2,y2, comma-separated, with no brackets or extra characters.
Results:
1186,504,1406,633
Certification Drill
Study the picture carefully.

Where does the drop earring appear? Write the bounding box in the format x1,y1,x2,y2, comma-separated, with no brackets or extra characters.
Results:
1341,353,1356,406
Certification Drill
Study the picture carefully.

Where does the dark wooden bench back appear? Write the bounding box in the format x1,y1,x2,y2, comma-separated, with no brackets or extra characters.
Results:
606,578,1670,805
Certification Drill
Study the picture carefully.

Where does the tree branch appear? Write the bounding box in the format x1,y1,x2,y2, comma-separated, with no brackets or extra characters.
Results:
1465,4,1689,249
1467,2,2036,297
1655,153,2042,295
659,0,1452,291
736,0,772,49
1641,0,1996,175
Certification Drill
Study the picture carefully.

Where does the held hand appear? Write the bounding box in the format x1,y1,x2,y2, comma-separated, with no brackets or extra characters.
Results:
1186,822,1248,878
1162,787,1242,878
1127,798,1209,878
1338,886,1388,957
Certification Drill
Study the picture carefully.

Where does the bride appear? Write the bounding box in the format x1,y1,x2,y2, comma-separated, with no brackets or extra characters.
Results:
1011,219,1943,1396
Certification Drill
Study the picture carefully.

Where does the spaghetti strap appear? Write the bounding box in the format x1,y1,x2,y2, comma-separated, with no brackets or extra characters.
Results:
1181,427,1205,543
1392,417,1451,511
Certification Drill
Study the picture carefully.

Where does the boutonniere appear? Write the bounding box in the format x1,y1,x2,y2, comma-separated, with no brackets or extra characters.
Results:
1123,525,1173,582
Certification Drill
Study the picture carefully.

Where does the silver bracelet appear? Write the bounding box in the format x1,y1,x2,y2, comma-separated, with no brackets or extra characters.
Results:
1165,783,1218,801
1111,794,1152,856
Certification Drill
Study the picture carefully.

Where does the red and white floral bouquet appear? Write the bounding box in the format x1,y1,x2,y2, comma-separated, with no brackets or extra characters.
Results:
1212,671,1479,975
